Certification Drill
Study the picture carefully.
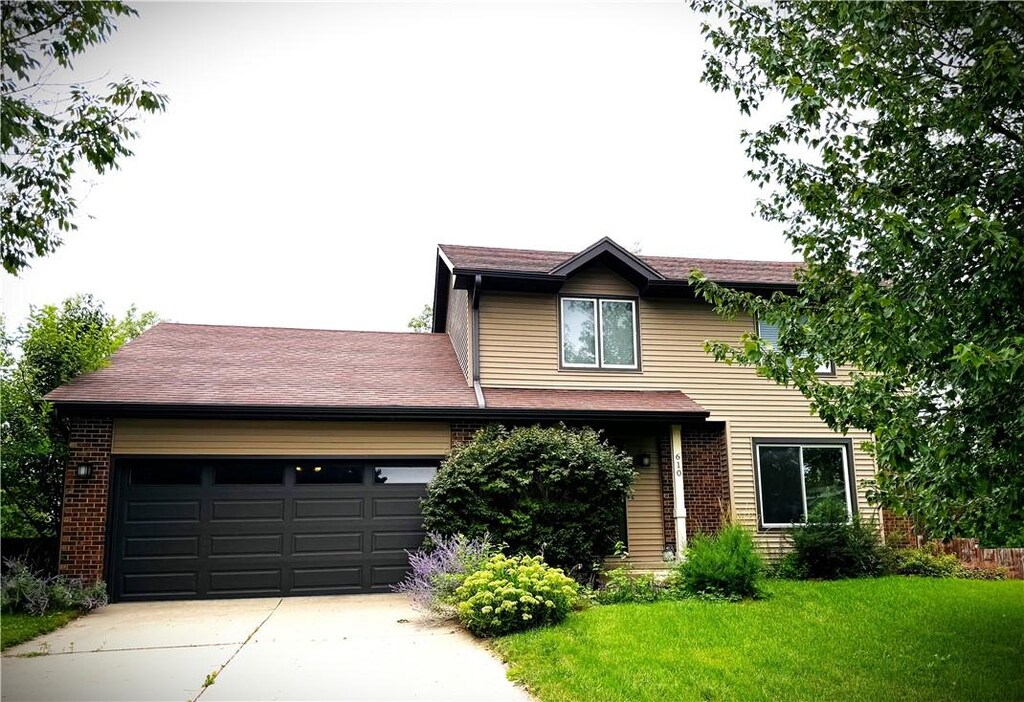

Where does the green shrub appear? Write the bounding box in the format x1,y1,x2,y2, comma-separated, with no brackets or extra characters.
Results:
671,523,765,598
886,548,962,578
881,547,1008,580
421,424,636,579
596,567,663,604
453,554,580,637
769,551,809,580
789,498,882,579
1,558,108,615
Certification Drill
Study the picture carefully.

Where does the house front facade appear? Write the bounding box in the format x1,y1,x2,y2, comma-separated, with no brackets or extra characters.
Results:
49,238,879,601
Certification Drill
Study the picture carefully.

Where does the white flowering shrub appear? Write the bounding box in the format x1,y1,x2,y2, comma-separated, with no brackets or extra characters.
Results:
453,554,579,637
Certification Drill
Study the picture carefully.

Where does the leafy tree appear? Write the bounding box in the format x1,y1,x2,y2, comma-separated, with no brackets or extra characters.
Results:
407,304,433,332
1,295,156,537
421,424,636,579
688,1,1024,545
1,2,168,274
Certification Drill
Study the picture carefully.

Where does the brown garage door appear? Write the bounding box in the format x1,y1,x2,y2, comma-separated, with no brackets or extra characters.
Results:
109,458,436,601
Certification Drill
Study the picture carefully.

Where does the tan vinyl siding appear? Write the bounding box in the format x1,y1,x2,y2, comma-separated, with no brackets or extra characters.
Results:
612,433,664,567
478,265,878,550
113,419,452,457
446,286,471,383
561,263,638,296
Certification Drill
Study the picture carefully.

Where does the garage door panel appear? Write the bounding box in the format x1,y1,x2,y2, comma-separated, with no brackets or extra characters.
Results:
370,565,410,590
293,498,362,520
292,567,363,593
371,496,423,517
292,532,362,555
372,530,426,554
126,500,201,523
208,569,283,595
112,459,434,601
209,534,283,557
123,571,198,597
124,536,200,558
211,500,284,522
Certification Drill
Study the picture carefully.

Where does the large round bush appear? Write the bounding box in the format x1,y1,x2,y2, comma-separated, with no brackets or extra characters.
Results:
453,554,579,637
421,424,636,577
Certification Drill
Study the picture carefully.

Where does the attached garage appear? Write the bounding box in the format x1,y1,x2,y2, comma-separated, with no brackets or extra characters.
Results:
110,458,438,601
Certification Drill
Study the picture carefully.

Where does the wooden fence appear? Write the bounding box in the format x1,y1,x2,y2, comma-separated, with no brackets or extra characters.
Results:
921,538,1024,580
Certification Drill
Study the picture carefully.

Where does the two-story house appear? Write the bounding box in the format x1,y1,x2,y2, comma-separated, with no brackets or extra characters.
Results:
48,238,878,601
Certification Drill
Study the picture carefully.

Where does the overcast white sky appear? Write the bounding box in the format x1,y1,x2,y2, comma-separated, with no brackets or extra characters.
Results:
2,1,795,333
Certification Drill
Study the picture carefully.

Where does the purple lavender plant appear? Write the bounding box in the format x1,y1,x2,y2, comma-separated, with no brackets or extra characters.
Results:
393,533,496,617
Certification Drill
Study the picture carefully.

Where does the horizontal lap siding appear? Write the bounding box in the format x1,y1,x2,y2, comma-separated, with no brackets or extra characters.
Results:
446,286,472,384
113,419,452,456
611,433,663,567
479,267,878,551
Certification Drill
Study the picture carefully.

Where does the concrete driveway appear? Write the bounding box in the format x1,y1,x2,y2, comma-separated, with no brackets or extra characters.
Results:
1,594,531,702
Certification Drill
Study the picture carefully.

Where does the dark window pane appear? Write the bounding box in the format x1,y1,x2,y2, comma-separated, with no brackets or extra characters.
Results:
758,446,803,524
600,300,636,366
214,463,284,485
802,447,848,514
294,464,363,485
130,463,202,486
374,466,437,484
562,298,597,365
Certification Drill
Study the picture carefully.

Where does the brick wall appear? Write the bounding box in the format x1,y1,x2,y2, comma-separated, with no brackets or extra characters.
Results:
660,425,730,544
58,417,113,583
451,421,486,447
882,508,916,547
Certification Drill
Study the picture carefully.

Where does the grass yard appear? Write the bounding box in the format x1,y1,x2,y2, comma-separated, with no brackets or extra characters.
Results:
1,610,81,651
494,578,1024,702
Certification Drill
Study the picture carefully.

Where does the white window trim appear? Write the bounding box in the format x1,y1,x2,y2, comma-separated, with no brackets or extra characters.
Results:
561,296,639,370
755,443,853,528
560,297,600,368
598,298,639,370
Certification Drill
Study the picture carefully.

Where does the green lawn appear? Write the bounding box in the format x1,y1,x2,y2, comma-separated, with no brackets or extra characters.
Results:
1,610,81,651
494,578,1024,702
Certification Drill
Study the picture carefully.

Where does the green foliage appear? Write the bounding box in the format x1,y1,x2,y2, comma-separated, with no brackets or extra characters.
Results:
885,548,963,578
770,552,809,580
596,567,662,605
453,554,579,637
689,1,1024,546
1,1,169,273
1,558,108,615
789,499,882,579
1,295,156,537
407,304,433,333
670,523,765,598
421,424,636,579
881,547,1008,581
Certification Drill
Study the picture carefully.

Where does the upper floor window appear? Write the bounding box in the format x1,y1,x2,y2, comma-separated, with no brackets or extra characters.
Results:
756,319,834,375
561,297,638,369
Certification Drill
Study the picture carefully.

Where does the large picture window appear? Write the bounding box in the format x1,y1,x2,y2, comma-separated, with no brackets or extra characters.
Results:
755,441,853,527
560,297,638,369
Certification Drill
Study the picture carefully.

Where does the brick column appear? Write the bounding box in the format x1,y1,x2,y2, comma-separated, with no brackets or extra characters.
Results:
58,417,113,583
680,425,730,537
658,430,676,552
661,424,731,546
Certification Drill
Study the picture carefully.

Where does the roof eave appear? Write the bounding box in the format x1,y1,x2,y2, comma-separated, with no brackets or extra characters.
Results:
51,400,711,423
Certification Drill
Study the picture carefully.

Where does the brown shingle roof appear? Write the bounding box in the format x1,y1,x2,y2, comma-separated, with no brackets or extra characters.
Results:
45,323,480,409
439,243,801,285
482,388,705,414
